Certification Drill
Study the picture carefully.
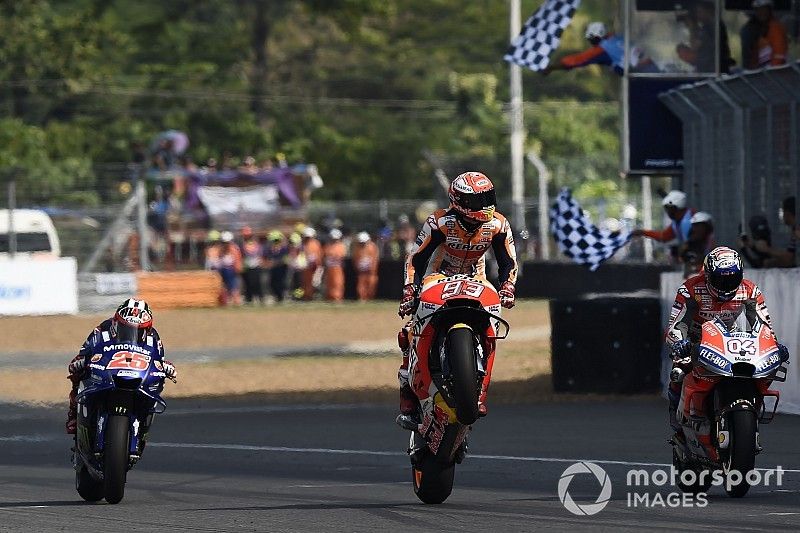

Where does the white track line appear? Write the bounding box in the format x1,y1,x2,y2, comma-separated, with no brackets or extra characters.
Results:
149,442,800,473
3,435,799,474
165,404,370,416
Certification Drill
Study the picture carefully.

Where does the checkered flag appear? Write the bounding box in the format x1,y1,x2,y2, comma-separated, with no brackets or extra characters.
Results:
550,188,631,271
504,0,581,71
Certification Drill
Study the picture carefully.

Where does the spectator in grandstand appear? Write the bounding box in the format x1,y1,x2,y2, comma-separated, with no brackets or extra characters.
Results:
239,156,259,175
218,231,243,306
739,214,773,268
680,211,715,276
632,191,696,257
740,0,788,69
300,227,323,300
324,229,347,302
264,230,290,303
240,226,264,305
542,21,657,76
352,231,380,302
675,0,734,74
152,138,176,170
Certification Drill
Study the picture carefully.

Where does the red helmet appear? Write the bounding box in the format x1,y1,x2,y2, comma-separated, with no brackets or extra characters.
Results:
111,298,153,344
448,172,497,223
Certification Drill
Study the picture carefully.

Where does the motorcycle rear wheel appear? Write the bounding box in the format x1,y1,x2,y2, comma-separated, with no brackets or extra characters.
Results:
412,451,455,504
103,415,129,504
75,465,104,502
447,327,479,426
724,410,757,498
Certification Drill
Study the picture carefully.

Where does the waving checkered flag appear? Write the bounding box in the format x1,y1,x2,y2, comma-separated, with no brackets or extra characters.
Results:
550,189,631,271
504,0,581,71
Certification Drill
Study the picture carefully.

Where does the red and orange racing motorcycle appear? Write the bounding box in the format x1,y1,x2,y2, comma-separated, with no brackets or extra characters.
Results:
400,273,509,504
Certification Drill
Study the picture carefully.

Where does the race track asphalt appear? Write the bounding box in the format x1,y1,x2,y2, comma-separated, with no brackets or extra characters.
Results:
1,397,799,532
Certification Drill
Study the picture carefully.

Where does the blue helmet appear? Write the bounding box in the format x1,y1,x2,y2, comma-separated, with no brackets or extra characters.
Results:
703,247,743,301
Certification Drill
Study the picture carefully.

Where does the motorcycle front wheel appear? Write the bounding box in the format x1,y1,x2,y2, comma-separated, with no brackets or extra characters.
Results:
446,327,479,426
724,409,757,498
103,415,130,504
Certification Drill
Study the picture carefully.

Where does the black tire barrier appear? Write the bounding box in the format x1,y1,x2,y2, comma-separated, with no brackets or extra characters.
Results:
550,294,662,394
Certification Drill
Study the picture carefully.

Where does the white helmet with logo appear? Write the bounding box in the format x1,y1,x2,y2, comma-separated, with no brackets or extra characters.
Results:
662,190,687,210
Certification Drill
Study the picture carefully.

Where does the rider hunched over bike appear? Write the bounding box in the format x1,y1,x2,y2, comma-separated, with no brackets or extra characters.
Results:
66,298,177,434
396,172,518,424
665,246,789,439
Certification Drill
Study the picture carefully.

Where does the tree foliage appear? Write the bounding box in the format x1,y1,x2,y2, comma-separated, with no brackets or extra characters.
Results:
0,0,621,202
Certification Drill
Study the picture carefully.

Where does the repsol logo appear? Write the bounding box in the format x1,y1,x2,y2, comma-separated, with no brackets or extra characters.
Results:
103,344,150,354
448,242,488,251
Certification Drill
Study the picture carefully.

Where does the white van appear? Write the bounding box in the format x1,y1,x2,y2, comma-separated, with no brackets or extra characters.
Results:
0,209,61,258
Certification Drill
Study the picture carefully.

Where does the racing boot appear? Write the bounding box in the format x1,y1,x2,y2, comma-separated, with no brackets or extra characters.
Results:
66,388,78,435
667,382,685,445
396,382,421,431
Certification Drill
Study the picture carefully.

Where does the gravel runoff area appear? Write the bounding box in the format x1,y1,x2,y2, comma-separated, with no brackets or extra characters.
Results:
1,300,554,404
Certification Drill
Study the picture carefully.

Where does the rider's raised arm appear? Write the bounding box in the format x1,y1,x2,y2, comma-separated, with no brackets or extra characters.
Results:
404,213,445,286
491,215,518,285
666,284,696,346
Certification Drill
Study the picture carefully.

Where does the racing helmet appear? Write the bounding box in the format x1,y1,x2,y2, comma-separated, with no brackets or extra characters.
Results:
448,172,497,224
585,22,608,41
111,298,153,344
703,247,744,302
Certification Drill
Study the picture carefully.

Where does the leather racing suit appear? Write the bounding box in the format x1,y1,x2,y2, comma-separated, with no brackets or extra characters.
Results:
66,319,171,434
664,272,773,431
398,208,518,411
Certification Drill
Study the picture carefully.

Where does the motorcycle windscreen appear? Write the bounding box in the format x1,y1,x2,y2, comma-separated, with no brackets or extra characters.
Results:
116,323,147,344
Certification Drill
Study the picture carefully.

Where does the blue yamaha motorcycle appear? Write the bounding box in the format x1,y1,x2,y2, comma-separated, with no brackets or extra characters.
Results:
73,339,169,504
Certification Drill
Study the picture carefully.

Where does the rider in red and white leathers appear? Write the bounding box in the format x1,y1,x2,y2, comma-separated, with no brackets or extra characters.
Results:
665,246,788,435
396,172,518,422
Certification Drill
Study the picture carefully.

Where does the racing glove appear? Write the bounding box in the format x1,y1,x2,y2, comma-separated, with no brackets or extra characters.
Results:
68,356,85,377
163,360,178,382
499,281,515,309
777,343,790,363
398,284,418,317
670,339,693,364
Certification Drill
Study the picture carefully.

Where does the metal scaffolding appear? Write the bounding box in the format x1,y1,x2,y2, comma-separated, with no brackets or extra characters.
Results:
660,62,800,248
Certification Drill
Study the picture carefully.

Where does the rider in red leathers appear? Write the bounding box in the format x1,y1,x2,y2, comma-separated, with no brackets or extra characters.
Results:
396,172,518,423
665,246,789,438
66,298,176,434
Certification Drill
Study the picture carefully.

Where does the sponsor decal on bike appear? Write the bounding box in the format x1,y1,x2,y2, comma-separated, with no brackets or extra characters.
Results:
698,347,729,370
90,354,102,363
154,360,163,371
115,370,140,378
103,343,151,355
756,352,781,372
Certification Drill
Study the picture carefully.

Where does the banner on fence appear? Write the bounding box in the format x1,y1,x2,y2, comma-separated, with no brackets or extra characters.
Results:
0,258,78,315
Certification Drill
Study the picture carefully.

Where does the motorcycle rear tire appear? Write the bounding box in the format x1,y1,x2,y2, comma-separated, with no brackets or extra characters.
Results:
725,409,757,498
103,415,129,504
75,465,104,502
412,450,455,504
447,327,479,426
